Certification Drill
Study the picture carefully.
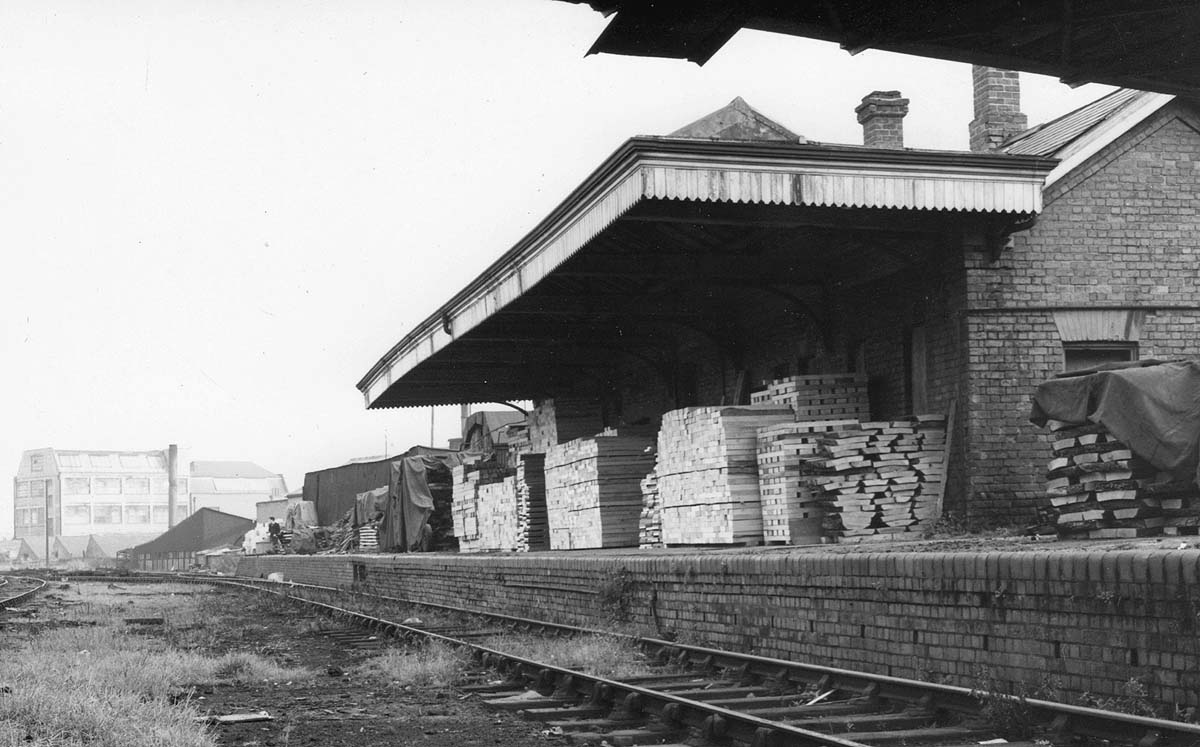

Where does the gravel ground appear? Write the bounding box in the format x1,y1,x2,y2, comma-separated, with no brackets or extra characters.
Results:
181,592,570,747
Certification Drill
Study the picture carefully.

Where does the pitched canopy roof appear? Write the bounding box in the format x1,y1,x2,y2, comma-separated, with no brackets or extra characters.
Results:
129,508,253,556
556,1,1200,97
358,99,1055,409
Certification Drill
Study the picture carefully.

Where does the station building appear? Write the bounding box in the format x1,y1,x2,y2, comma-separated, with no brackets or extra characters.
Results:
356,71,1200,527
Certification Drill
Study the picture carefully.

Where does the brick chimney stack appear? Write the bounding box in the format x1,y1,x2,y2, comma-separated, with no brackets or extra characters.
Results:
856,90,909,149
968,66,1028,152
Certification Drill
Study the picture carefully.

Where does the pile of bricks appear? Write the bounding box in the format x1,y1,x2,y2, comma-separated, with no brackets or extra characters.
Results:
657,404,793,545
544,433,656,550
1043,420,1200,538
805,416,947,542
751,373,870,422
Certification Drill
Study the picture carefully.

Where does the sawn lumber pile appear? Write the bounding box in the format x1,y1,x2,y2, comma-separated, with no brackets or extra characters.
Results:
515,454,549,552
638,465,661,548
1042,420,1200,538
545,432,656,550
752,373,870,422
756,419,859,544
657,404,794,545
804,416,948,542
451,463,518,552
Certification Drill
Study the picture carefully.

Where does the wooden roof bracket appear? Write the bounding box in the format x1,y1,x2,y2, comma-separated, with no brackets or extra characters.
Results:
985,214,1039,264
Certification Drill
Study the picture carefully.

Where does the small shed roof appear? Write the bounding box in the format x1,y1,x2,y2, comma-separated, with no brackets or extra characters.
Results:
129,509,253,556
54,536,93,558
190,460,280,479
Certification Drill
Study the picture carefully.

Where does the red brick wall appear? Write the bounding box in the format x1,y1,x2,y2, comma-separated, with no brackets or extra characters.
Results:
963,103,1200,524
238,549,1200,711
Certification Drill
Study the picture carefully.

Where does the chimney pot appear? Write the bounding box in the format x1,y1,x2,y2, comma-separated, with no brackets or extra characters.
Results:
856,90,909,149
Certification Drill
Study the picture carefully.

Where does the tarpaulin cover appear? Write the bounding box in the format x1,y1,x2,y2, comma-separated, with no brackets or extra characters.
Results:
1030,360,1200,484
354,486,388,525
380,446,473,552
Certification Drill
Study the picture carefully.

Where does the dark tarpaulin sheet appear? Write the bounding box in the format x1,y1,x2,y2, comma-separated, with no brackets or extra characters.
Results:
381,446,471,552
1030,360,1200,484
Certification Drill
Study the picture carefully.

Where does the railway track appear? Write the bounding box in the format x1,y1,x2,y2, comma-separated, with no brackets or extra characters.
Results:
168,574,1200,747
0,574,46,609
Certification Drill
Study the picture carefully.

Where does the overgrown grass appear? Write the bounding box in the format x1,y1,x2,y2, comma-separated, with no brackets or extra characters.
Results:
0,582,311,747
481,633,659,679
355,640,471,689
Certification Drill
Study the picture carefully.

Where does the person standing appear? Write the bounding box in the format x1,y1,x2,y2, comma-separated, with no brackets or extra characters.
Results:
268,516,283,552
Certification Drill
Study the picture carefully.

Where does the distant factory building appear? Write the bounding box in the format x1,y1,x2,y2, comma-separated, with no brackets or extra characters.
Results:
11,446,286,545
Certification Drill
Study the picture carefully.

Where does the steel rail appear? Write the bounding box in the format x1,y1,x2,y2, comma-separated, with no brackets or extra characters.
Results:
0,575,47,609
163,573,1200,747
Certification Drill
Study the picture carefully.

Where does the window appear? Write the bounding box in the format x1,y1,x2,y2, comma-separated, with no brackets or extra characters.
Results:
146,454,166,469
89,454,113,468
120,454,146,469
15,482,29,499
94,478,121,495
93,505,122,524
151,478,170,495
124,478,150,494
58,453,82,468
1063,342,1138,373
16,508,43,526
29,455,43,473
63,505,91,525
125,505,151,524
30,481,46,499
64,477,91,495
152,505,169,524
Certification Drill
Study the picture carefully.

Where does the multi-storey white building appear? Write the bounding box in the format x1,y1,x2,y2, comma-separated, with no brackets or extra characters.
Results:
12,445,285,542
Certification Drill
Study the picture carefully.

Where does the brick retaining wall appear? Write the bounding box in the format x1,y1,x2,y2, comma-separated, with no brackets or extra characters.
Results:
236,548,1200,710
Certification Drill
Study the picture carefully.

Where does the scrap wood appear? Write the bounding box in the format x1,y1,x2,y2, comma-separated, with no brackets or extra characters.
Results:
204,711,273,724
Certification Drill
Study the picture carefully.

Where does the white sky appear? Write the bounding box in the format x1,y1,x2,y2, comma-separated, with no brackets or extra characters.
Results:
1,0,1116,537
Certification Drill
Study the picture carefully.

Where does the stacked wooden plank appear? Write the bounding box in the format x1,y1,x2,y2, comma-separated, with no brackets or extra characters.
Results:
805,416,948,542
756,419,859,544
1042,420,1200,538
657,404,794,545
638,466,661,548
451,464,518,552
545,433,656,550
752,373,870,422
515,454,549,552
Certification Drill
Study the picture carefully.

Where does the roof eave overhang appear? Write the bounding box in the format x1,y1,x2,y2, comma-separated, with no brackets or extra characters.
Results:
358,138,1056,409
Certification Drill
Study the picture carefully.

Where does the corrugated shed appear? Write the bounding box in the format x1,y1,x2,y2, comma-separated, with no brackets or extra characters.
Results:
1003,89,1142,157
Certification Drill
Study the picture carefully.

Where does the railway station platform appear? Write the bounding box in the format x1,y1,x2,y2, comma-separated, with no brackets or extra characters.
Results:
233,537,1200,712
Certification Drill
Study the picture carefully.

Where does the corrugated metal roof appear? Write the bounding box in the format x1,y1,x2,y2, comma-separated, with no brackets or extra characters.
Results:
1003,89,1142,157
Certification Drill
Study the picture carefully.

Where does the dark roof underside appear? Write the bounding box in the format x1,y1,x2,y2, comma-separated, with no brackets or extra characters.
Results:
560,1,1200,96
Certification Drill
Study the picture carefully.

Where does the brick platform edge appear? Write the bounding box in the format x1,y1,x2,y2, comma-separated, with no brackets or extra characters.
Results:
235,549,1200,710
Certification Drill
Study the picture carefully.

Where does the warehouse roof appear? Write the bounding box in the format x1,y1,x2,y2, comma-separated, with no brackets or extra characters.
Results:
129,508,253,556
190,460,280,479
556,1,1200,97
358,100,1056,410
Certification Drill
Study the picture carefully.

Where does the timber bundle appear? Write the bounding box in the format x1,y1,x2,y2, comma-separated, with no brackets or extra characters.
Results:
802,417,947,542
656,404,794,545
751,372,871,421
545,433,656,550
451,464,517,552
1043,420,1200,538
756,420,859,544
638,466,661,548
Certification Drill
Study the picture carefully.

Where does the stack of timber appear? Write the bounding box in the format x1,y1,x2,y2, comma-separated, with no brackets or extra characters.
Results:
657,404,794,545
545,432,656,550
1042,420,1200,538
756,419,859,544
752,373,870,422
807,415,948,542
451,463,519,552
515,454,549,552
638,466,662,548
357,525,379,552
